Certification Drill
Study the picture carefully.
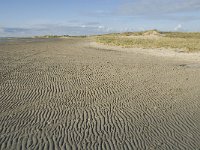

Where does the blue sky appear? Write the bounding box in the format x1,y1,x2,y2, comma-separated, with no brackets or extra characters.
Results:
0,0,200,37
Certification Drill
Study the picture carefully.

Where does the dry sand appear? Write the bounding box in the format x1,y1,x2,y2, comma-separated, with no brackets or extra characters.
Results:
89,41,200,63
0,37,200,149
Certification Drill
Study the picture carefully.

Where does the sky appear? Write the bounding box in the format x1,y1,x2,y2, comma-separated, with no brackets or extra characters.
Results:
0,0,200,37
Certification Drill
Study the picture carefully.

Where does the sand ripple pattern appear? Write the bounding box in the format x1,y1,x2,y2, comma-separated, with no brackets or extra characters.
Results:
0,38,200,149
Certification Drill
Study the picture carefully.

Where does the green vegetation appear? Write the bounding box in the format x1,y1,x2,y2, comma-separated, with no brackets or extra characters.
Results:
34,35,70,38
96,30,200,52
34,35,87,38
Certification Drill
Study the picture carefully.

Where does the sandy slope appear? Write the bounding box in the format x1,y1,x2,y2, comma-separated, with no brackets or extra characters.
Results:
89,41,200,63
0,38,200,150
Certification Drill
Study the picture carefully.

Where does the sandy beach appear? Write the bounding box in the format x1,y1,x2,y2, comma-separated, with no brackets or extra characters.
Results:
0,37,200,149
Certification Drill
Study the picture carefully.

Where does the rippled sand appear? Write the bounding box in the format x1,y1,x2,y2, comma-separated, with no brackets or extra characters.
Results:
0,38,200,149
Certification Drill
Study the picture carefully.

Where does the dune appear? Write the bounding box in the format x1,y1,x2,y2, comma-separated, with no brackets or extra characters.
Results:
0,37,200,149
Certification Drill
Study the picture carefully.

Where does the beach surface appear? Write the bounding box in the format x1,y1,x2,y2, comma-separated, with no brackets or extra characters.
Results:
0,37,200,149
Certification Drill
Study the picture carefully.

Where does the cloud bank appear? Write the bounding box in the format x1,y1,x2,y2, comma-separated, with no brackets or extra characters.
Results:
0,24,113,37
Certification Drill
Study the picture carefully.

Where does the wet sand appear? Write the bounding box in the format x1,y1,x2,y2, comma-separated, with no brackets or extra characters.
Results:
0,38,200,149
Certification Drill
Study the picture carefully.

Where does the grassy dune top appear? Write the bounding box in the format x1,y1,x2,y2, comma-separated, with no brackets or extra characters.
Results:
96,30,200,52
34,35,87,38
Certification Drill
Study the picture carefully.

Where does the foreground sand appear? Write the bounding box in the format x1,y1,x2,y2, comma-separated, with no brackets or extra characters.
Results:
0,38,200,149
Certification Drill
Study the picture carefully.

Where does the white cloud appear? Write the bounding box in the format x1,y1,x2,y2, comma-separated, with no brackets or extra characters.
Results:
81,25,86,28
118,0,200,16
98,26,105,29
174,24,182,31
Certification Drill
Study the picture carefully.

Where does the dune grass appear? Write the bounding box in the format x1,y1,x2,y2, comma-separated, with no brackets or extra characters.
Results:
96,31,200,52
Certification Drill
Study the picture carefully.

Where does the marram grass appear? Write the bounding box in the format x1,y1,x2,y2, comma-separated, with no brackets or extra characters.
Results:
96,31,200,52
